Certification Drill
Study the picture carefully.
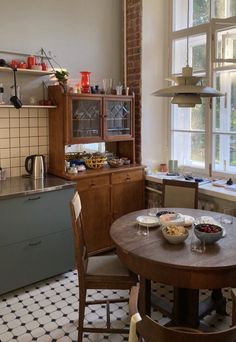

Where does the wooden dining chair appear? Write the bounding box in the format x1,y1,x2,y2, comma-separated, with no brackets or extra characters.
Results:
70,191,138,342
162,179,198,209
129,285,236,342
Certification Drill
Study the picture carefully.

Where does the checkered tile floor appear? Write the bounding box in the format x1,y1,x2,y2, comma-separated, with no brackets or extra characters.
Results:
0,270,233,341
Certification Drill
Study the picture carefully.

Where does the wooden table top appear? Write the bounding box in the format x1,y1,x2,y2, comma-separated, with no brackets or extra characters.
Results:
110,208,236,289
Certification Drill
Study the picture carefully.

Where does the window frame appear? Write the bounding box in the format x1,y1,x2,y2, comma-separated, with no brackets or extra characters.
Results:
169,0,236,178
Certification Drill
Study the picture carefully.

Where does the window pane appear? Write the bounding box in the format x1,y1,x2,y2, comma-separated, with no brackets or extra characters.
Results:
173,0,188,31
212,0,236,18
172,131,205,167
215,27,236,61
213,70,236,132
172,34,206,73
173,0,210,29
213,133,236,171
192,0,210,26
172,104,205,130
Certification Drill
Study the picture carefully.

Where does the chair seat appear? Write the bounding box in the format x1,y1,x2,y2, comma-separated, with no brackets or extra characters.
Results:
87,254,131,276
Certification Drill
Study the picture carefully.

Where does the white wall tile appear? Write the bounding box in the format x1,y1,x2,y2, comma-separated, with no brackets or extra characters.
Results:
11,167,21,177
20,118,29,128
0,128,10,138
29,118,38,127
1,158,10,168
10,128,20,138
10,118,19,128
19,108,29,117
29,109,38,118
0,118,9,128
0,108,9,118
10,137,20,148
30,147,39,155
1,139,10,148
20,147,29,157
1,149,10,158
20,128,29,137
11,158,20,167
39,137,47,145
39,127,48,136
9,109,19,118
30,137,38,146
11,148,20,158
39,117,47,127
20,137,29,147
38,109,47,118
30,127,38,136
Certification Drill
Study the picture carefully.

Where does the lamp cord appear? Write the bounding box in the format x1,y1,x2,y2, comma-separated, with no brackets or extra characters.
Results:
186,0,189,67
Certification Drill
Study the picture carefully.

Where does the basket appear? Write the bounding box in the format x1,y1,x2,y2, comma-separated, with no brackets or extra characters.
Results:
85,157,107,169
108,159,124,168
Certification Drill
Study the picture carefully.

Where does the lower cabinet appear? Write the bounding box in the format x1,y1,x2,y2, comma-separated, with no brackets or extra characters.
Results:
111,169,144,220
0,187,75,295
77,167,145,254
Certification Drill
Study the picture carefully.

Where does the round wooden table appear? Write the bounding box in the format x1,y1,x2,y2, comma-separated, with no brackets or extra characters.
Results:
110,208,236,328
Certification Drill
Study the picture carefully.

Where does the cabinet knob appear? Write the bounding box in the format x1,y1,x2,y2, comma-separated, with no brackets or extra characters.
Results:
126,177,131,181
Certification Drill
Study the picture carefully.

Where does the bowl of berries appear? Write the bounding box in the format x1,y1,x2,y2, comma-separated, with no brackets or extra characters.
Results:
194,223,223,244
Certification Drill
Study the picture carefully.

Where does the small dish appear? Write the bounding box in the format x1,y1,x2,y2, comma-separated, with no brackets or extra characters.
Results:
159,213,185,227
136,215,160,227
180,214,195,227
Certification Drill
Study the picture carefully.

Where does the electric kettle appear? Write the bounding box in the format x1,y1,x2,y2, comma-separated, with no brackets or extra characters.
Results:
25,155,46,179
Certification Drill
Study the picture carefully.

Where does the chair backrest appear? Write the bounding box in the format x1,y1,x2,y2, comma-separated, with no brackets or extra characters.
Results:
129,285,236,342
136,315,236,342
162,179,198,209
70,191,88,280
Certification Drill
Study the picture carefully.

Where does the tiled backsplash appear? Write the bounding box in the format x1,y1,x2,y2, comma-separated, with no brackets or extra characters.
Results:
0,107,48,178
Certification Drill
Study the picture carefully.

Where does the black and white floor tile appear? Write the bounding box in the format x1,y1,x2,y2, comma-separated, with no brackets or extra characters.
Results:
0,270,232,341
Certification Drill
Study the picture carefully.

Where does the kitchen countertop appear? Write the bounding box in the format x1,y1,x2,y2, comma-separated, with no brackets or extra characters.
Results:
0,175,76,199
146,173,236,202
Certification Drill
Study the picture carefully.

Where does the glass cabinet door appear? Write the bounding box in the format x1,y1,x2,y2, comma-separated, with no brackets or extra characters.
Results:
104,98,133,139
71,97,102,141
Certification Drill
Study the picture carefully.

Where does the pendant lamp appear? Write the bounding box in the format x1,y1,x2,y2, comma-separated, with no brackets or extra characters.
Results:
152,65,223,108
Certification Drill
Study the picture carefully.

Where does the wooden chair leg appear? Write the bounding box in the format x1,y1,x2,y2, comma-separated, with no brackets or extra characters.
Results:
78,287,86,342
231,288,236,326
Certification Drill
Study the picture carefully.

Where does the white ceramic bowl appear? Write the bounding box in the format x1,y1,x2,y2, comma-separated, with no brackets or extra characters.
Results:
194,224,223,244
162,225,189,244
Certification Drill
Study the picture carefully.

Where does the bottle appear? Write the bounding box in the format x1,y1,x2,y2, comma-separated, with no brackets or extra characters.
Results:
0,83,4,104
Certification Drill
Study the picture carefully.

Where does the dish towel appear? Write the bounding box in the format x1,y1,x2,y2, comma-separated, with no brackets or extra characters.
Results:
128,313,142,342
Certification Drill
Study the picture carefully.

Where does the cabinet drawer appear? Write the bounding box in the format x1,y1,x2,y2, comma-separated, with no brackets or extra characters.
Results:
111,169,143,185
0,230,75,295
77,175,110,191
0,188,74,247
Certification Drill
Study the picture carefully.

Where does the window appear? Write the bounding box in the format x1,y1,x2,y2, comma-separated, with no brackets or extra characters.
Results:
170,0,236,176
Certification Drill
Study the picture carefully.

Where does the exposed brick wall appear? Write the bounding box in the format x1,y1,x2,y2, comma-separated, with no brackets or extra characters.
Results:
126,0,142,164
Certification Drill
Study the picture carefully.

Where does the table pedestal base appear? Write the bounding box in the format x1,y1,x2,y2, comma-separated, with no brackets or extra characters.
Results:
139,278,227,328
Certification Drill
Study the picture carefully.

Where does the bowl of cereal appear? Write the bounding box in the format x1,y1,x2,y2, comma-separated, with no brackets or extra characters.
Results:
161,225,189,244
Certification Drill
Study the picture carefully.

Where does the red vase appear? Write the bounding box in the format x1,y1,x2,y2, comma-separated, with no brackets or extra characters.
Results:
80,71,91,93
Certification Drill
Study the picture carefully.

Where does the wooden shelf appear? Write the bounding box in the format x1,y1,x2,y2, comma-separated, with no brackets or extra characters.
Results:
0,66,54,76
0,105,57,109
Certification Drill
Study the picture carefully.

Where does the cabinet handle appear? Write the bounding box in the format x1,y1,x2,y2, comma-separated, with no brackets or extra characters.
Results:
91,183,96,187
28,240,42,247
126,177,131,181
28,196,41,201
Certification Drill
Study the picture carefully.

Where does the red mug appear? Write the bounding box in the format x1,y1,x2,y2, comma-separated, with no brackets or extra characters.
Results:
27,55,36,69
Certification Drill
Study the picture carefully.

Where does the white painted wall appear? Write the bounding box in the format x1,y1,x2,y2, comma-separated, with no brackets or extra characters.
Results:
0,0,122,103
142,0,169,170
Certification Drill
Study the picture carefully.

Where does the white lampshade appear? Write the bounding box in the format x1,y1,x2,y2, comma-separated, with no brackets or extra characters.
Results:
152,66,223,107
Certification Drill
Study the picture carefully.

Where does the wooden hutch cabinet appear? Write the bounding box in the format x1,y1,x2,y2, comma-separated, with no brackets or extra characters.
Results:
48,85,145,254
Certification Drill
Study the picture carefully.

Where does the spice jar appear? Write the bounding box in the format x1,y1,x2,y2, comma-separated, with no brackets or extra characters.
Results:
27,55,36,69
